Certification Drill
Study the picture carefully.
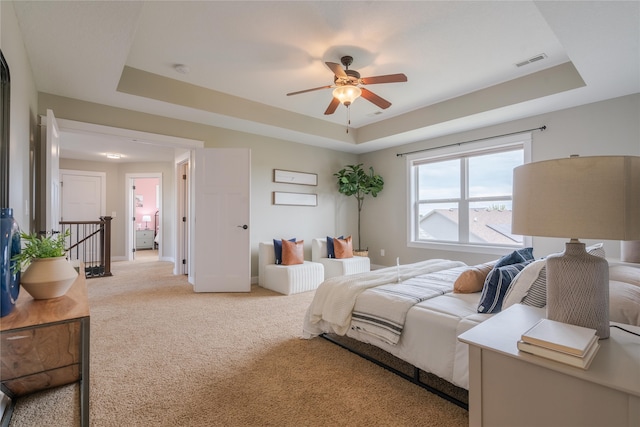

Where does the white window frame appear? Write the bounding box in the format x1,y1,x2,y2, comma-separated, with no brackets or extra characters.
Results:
406,133,532,256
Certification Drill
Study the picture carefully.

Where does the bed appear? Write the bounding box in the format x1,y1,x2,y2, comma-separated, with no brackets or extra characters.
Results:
302,259,491,401
303,244,640,409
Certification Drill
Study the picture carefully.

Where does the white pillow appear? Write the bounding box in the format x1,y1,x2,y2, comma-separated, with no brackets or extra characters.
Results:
609,280,640,326
609,265,640,287
502,259,546,310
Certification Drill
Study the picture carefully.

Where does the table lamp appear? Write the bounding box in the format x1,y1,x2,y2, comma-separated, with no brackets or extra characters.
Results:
142,215,152,230
512,155,640,339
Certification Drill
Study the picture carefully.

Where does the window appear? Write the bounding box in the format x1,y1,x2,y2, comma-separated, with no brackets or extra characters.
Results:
407,134,531,254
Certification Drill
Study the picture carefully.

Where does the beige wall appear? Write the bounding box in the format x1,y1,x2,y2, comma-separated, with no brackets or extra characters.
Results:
42,93,358,277
5,1,639,279
360,93,640,266
50,94,640,275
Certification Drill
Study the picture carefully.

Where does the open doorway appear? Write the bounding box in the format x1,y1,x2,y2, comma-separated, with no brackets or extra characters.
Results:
54,117,203,273
127,173,162,262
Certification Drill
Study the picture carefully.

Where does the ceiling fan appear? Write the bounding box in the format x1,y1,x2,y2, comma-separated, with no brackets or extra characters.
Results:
286,56,408,115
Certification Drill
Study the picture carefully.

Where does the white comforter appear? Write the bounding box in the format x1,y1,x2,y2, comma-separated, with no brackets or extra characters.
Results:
302,259,493,390
303,259,465,337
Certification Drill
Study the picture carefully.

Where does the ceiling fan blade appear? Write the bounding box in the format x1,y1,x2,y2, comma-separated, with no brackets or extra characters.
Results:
360,73,408,85
360,88,392,109
324,97,340,115
286,85,333,96
325,62,348,79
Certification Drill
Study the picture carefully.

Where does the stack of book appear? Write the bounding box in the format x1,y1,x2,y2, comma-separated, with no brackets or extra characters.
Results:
517,318,600,369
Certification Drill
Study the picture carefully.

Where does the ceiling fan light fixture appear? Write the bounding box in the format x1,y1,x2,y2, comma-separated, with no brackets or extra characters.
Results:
333,85,362,106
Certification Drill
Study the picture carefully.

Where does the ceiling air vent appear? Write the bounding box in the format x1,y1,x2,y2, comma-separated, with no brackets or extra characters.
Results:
515,53,548,68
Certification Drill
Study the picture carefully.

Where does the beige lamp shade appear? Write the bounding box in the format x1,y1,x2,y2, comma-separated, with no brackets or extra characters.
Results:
512,155,639,339
142,215,152,223
512,156,640,240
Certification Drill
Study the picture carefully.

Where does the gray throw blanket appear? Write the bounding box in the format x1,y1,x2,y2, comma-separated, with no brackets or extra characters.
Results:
350,265,468,345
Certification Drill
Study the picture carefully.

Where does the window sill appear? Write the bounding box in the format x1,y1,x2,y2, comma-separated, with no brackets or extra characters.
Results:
408,240,527,256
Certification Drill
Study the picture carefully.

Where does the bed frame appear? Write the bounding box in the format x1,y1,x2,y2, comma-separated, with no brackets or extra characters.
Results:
320,333,469,410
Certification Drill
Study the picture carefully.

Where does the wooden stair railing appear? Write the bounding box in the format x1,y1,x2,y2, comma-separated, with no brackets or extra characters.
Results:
60,216,112,278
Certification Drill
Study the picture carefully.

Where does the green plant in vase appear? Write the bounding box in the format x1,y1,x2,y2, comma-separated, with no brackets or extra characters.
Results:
334,163,384,253
12,230,77,300
12,230,71,272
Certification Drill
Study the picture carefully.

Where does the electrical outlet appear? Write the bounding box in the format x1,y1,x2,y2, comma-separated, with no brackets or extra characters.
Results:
380,249,385,256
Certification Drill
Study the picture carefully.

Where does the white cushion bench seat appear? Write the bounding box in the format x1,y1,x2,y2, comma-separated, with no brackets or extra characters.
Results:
258,242,324,295
312,238,370,279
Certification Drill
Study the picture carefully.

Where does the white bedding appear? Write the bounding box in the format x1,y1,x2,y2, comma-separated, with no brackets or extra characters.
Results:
304,259,465,336
302,260,493,390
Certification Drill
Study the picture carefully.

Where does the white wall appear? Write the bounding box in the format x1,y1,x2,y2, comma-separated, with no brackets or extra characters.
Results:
1,1,38,231
360,94,640,267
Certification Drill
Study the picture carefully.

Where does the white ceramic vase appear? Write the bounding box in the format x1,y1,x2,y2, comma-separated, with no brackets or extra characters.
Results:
21,256,78,299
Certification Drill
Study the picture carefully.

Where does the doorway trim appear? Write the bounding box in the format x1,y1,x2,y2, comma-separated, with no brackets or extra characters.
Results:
126,173,162,262
175,152,191,276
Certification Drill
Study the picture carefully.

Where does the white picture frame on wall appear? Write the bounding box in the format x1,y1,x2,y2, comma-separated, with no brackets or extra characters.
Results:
273,191,317,207
273,169,317,186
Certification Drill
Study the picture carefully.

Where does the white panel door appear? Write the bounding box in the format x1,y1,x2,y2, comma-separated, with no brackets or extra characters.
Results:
61,171,104,221
60,170,105,262
193,148,250,292
42,109,61,234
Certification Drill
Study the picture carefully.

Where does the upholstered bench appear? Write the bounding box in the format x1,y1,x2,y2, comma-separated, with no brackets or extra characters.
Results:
258,241,324,295
311,238,370,279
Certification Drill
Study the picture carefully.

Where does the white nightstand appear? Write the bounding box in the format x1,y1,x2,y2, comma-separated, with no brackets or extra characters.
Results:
458,304,640,427
136,229,154,250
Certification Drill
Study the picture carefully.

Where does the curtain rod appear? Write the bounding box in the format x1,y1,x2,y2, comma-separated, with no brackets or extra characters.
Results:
395,126,546,157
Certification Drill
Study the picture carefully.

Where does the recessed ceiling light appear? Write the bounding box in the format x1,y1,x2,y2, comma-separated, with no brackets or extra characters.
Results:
106,153,121,159
174,64,190,74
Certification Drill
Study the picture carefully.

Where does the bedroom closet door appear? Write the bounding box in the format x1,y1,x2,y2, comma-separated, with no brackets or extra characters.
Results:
192,148,250,292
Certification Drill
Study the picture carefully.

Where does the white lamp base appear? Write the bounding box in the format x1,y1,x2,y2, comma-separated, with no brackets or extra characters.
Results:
546,240,610,339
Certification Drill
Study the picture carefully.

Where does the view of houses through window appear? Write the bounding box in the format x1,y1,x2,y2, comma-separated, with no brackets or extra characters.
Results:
409,136,530,250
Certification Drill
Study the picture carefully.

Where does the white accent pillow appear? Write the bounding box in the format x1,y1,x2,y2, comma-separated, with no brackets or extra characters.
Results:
609,280,640,326
502,259,547,310
609,265,640,287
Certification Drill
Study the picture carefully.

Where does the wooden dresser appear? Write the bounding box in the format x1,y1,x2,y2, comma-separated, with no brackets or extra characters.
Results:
1,272,90,427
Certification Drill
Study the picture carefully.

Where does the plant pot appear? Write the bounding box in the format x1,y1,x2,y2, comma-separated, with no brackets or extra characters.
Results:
353,250,369,257
21,256,78,300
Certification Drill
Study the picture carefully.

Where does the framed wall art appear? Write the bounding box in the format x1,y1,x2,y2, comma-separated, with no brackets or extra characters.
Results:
273,169,317,186
272,191,317,207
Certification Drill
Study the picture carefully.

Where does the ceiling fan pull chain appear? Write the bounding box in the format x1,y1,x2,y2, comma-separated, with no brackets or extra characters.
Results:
346,107,351,133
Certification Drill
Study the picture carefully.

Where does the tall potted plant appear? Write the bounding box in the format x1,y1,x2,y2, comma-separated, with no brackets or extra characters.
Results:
12,230,77,299
334,163,384,255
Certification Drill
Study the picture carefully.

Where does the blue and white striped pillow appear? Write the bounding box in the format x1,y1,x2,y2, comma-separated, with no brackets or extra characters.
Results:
477,260,533,314
503,243,605,310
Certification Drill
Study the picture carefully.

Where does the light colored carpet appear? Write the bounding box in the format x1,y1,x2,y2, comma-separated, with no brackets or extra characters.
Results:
9,256,468,426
